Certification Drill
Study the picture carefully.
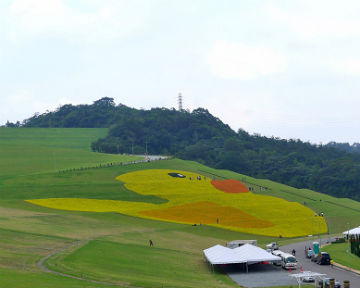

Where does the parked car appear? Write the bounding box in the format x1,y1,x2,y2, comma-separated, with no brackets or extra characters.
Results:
318,277,341,288
311,254,319,262
317,252,331,265
306,249,315,258
301,275,315,283
266,242,279,250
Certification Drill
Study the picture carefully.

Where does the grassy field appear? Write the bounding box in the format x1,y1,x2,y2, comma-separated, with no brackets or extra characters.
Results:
0,127,359,287
323,242,360,271
0,127,141,177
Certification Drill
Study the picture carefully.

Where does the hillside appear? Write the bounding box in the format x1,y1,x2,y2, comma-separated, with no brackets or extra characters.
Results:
0,127,141,177
10,97,360,201
0,127,359,287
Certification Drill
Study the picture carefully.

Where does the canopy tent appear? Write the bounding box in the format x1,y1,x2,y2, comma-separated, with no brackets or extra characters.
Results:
233,243,281,264
203,244,244,265
343,226,360,236
203,244,281,272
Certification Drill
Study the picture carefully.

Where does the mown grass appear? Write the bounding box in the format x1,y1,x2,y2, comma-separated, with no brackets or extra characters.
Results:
0,127,141,177
0,128,359,287
323,242,360,271
46,240,237,288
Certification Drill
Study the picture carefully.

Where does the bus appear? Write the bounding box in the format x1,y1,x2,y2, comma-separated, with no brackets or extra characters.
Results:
272,250,297,270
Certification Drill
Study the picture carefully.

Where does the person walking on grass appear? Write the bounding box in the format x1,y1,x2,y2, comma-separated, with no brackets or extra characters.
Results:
149,239,153,247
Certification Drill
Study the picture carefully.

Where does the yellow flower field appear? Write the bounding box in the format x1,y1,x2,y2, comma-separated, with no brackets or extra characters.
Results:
27,169,327,237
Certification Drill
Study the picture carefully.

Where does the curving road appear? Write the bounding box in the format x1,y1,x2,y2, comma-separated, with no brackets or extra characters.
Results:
281,238,360,286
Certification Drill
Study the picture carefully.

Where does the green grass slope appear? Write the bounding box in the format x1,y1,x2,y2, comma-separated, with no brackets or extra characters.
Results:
323,243,360,271
0,128,141,177
0,128,359,288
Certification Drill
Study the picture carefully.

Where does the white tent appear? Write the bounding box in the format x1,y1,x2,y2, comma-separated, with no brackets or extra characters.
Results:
203,245,243,265
343,226,360,236
203,244,281,272
233,243,281,264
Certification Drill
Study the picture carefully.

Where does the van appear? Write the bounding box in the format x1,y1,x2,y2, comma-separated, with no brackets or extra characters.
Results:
266,242,279,250
317,252,331,265
272,250,297,270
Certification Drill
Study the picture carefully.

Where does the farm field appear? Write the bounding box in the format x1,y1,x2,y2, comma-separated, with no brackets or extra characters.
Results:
1,128,360,287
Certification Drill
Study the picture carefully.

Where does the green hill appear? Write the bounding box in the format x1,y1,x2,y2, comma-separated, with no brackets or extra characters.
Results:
14,98,360,201
0,127,141,177
0,128,358,287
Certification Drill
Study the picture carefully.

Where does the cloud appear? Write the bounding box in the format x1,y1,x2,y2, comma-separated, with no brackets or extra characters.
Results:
7,0,149,41
266,2,360,41
329,59,360,76
205,41,287,80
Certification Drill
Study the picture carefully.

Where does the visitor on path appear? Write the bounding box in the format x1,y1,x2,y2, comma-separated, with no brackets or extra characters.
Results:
292,249,296,256
149,240,153,247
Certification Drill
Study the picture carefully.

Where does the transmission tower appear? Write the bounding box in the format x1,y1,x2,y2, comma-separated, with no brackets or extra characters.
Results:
178,93,183,111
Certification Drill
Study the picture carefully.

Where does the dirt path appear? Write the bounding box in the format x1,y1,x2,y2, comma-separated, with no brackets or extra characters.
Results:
37,239,141,287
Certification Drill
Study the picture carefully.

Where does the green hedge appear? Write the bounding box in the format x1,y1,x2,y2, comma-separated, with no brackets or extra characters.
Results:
350,235,360,257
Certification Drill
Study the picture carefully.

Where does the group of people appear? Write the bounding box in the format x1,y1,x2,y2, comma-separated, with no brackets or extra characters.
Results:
189,175,207,181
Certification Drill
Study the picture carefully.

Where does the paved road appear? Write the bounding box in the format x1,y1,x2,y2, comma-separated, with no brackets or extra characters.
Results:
225,264,298,288
281,238,360,286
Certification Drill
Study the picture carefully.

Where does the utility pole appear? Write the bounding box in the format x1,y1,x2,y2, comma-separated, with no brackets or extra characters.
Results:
312,217,314,240
319,218,321,246
347,222,350,252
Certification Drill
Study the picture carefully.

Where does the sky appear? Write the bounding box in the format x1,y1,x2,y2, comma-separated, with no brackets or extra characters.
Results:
1,0,360,144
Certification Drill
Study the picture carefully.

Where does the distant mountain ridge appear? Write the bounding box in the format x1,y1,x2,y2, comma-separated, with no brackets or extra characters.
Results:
327,142,360,154
7,97,360,201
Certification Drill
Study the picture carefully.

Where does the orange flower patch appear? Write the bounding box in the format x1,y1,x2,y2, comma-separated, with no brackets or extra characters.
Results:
211,179,249,193
140,201,273,228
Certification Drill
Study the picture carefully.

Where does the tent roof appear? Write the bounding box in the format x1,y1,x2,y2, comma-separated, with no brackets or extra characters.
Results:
343,226,360,235
203,245,243,265
233,243,281,264
203,244,280,265
289,271,327,278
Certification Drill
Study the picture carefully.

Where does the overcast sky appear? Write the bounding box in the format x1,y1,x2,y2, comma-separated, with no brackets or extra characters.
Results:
1,0,360,143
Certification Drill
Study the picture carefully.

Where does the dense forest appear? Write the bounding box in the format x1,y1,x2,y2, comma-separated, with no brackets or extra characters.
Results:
327,142,360,154
10,97,360,201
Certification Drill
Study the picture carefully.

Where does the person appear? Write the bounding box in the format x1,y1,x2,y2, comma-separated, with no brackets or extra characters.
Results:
292,249,296,256
149,239,153,247
330,259,334,268
216,218,219,224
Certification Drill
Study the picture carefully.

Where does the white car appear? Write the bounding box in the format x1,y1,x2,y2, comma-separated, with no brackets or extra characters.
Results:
266,242,279,250
301,276,315,283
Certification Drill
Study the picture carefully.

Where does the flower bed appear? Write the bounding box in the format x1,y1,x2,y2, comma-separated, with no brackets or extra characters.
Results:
140,201,273,228
211,179,249,193
26,169,328,237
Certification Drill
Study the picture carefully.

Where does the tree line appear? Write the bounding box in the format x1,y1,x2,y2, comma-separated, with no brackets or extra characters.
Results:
10,97,360,201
